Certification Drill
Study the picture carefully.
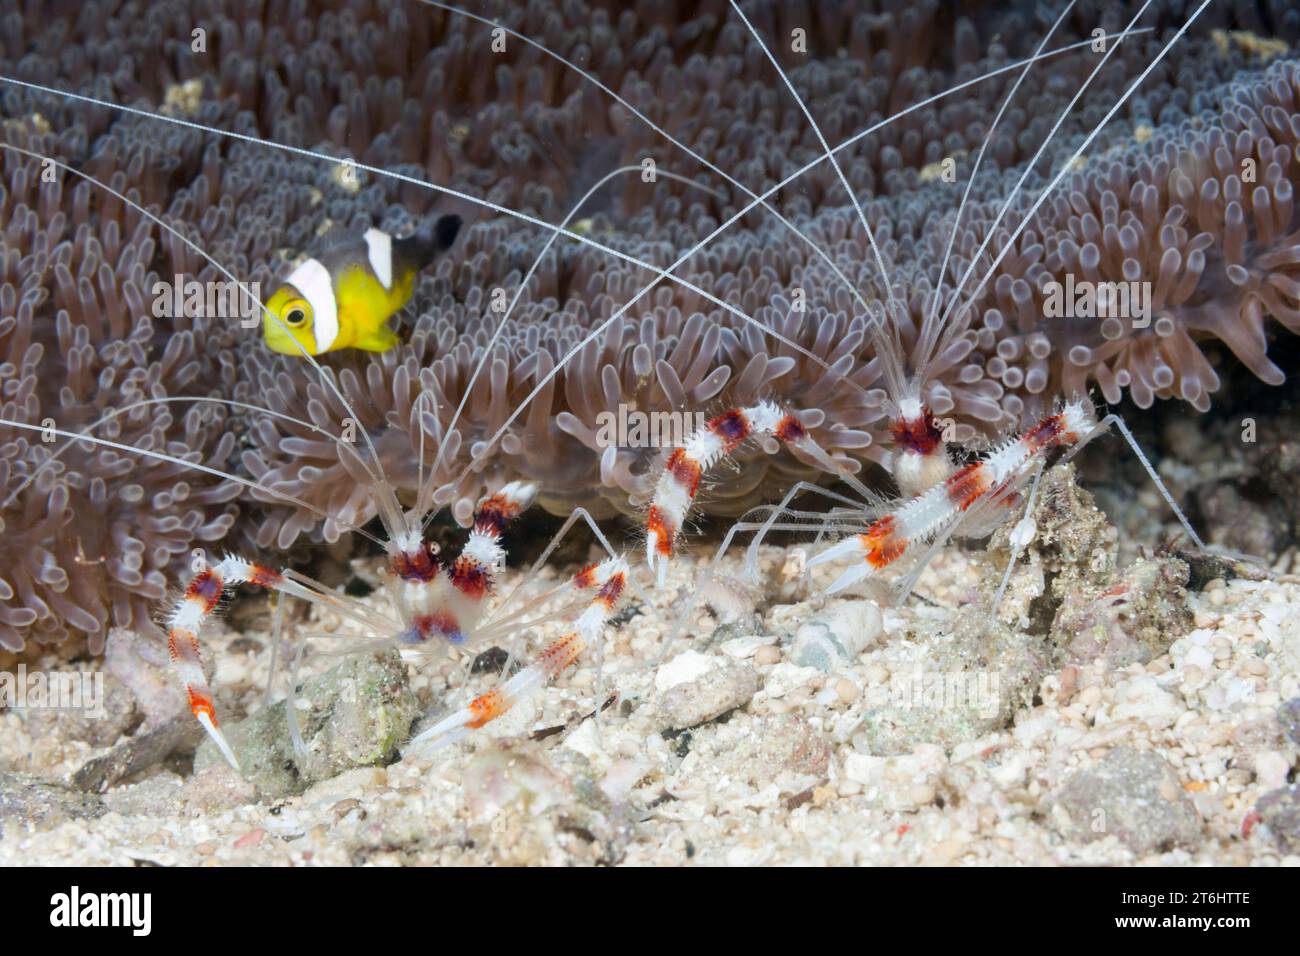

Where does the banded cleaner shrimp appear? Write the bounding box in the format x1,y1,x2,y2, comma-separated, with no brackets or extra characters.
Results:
0,137,676,767
0,0,1274,775
639,0,1230,642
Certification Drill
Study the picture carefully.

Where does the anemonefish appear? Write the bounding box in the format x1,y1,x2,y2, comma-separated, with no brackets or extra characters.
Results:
262,213,461,355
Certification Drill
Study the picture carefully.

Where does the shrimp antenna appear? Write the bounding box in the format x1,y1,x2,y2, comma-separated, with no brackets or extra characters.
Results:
418,0,874,314
729,0,898,309
941,0,1212,356
914,1,1077,405
0,76,863,401
1,394,388,541
0,417,386,548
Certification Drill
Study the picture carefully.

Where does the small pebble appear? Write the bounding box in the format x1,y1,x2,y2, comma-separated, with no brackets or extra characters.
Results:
1255,751,1290,791
789,601,882,671
909,783,936,806
835,678,859,704
233,828,266,849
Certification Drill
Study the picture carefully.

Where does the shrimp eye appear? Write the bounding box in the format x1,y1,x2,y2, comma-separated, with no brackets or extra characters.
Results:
282,300,311,328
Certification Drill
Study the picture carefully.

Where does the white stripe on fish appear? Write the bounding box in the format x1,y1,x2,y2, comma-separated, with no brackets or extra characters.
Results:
364,227,394,290
285,257,339,350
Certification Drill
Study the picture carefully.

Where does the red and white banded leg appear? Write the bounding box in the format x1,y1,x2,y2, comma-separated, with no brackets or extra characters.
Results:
645,401,816,588
809,400,1097,594
166,555,288,771
455,480,537,593
409,556,630,752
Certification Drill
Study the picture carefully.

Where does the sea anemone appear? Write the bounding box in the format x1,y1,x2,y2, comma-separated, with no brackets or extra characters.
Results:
3,0,1300,651
0,124,241,653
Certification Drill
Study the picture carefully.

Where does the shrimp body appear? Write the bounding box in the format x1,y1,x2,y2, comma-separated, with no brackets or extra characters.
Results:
809,400,1097,593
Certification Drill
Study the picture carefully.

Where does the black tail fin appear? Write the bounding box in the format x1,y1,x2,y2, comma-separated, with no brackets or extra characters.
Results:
394,213,462,273
432,213,461,252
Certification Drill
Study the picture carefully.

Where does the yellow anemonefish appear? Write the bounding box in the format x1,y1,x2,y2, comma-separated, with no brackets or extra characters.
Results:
262,214,461,356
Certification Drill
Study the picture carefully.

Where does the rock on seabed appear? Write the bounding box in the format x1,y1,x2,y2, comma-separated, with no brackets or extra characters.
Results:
1047,747,1203,855
194,650,418,798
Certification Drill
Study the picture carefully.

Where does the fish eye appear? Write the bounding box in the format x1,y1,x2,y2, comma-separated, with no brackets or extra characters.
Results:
282,300,310,328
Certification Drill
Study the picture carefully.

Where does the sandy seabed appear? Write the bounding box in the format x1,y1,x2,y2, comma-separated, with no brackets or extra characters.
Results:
2,478,1299,867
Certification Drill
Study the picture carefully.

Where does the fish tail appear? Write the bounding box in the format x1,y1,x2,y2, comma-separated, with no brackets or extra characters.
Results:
396,213,462,271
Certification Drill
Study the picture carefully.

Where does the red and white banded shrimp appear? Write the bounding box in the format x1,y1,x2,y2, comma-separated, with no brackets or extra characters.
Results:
0,0,1254,769
635,0,1231,652
0,141,652,766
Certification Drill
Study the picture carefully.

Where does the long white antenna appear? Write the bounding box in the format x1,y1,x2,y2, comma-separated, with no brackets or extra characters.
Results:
729,0,897,309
